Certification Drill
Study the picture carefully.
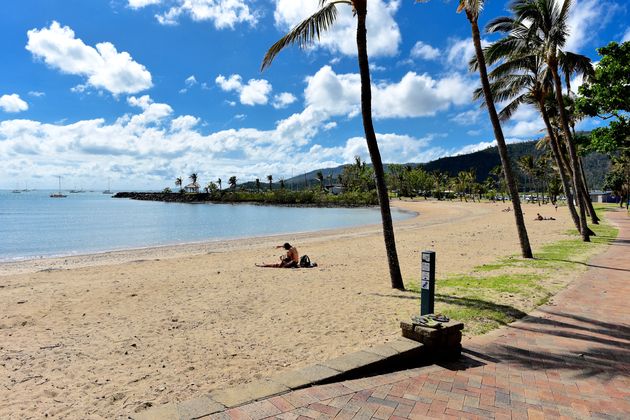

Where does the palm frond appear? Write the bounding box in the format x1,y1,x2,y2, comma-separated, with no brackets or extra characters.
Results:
261,2,348,71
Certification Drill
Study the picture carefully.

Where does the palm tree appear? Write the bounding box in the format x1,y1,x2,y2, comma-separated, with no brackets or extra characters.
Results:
518,155,535,198
255,178,261,193
476,19,584,233
511,0,593,241
175,176,183,193
452,0,533,258
280,178,286,190
262,0,404,289
316,170,324,191
228,176,237,191
267,174,273,191
217,178,222,191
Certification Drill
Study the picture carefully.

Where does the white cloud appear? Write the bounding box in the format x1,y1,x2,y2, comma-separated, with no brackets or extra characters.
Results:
128,0,161,8
185,75,197,86
410,41,440,60
240,79,272,106
153,0,257,29
339,133,437,164
565,0,606,53
446,37,488,70
0,94,29,113
303,66,475,120
450,109,482,126
215,74,243,92
622,27,630,43
272,92,297,109
273,0,401,57
28,91,45,97
216,74,272,106
455,141,496,155
26,21,152,95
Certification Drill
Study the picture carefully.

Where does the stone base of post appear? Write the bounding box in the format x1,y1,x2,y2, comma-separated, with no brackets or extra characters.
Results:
400,319,464,361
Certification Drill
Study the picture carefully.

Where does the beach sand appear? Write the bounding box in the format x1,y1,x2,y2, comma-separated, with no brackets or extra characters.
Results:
0,200,575,419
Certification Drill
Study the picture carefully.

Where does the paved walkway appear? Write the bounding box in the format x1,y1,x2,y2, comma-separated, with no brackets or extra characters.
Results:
206,210,630,420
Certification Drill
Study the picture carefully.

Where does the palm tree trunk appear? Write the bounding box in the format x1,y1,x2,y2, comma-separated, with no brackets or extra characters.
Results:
539,102,581,231
578,157,599,224
549,64,590,242
469,15,532,258
355,6,404,290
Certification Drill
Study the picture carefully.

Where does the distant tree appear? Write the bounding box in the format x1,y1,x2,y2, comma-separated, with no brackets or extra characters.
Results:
228,176,237,191
255,178,261,193
279,178,286,190
175,177,183,193
578,41,629,151
267,174,273,191
316,170,324,191
217,178,222,191
189,173,198,184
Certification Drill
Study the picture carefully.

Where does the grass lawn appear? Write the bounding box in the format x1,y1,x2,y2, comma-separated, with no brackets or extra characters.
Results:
406,205,619,335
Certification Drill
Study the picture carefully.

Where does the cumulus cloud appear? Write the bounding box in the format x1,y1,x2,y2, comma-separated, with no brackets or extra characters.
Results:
0,94,29,113
445,37,489,70
216,74,272,106
273,0,401,57
304,66,475,120
622,27,630,43
272,92,297,109
410,41,440,60
503,104,545,137
26,21,152,95
147,0,257,29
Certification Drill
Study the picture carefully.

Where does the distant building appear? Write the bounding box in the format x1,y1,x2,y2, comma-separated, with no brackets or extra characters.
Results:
185,182,200,193
589,190,617,203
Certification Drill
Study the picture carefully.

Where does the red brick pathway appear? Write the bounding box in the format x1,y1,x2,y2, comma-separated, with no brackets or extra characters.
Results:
209,210,630,419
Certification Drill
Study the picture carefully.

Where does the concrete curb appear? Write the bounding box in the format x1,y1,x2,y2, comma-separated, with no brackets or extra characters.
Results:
133,337,425,420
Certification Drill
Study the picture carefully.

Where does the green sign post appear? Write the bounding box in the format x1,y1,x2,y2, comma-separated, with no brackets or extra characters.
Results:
420,251,435,315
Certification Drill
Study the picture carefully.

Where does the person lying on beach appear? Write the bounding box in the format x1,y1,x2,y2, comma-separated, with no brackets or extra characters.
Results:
535,213,555,221
256,242,299,268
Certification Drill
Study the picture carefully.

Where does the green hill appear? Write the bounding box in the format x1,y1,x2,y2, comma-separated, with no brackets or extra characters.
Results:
275,140,610,191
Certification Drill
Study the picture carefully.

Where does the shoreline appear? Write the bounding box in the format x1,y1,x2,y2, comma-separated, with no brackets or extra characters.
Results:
0,203,418,277
0,200,577,419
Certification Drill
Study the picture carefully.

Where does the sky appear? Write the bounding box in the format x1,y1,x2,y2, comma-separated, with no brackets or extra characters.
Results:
1,0,628,190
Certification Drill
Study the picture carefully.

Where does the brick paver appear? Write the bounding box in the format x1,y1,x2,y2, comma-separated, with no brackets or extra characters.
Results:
210,210,630,419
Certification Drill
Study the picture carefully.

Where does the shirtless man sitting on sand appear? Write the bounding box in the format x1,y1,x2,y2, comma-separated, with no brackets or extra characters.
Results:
256,243,299,268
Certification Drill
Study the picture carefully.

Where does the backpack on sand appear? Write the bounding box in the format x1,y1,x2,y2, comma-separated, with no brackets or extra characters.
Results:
299,255,317,268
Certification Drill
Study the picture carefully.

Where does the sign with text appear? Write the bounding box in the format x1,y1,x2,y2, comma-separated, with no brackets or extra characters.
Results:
420,251,435,315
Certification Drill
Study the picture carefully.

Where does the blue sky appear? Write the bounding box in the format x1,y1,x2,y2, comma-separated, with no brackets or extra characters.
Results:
1,0,628,190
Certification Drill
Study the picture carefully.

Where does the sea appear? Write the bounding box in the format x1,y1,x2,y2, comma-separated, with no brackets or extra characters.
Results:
0,190,413,262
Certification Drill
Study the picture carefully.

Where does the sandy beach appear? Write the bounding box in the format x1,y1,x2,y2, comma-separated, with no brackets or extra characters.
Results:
0,200,577,419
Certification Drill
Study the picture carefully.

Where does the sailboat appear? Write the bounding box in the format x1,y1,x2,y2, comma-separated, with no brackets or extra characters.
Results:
102,178,113,194
50,176,67,198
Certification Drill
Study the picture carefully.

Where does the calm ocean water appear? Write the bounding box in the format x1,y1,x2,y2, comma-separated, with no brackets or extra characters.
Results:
0,190,412,261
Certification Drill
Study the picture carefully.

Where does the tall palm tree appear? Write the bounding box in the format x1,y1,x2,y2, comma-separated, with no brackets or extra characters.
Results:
511,0,593,241
175,176,183,193
452,0,533,258
228,176,237,191
267,174,273,191
217,178,222,191
255,178,261,193
476,20,584,233
262,0,404,289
